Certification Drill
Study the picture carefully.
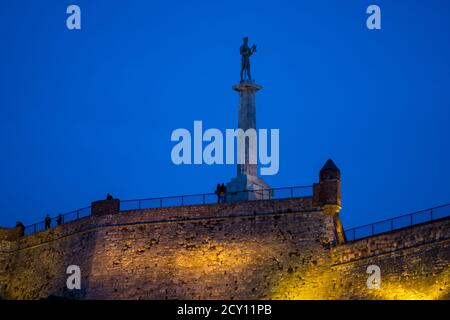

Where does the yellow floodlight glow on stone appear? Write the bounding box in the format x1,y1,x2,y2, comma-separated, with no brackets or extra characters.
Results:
174,242,256,271
269,263,339,300
375,269,450,300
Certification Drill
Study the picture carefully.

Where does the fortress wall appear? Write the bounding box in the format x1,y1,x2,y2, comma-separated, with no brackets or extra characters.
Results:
0,240,17,298
328,217,450,300
249,217,450,300
85,210,336,299
332,217,450,264
1,195,448,300
3,198,313,254
117,196,314,223
1,197,341,299
0,221,99,299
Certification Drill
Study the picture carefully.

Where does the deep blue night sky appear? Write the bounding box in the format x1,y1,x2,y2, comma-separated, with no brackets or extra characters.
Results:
1,0,449,229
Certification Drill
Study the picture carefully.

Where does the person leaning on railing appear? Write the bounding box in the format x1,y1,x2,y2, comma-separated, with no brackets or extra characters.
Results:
44,214,51,230
214,184,221,203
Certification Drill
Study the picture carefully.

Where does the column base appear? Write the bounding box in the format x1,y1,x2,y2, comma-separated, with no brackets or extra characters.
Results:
226,174,272,202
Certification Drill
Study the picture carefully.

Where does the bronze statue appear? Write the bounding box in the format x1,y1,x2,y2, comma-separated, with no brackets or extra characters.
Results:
240,37,257,82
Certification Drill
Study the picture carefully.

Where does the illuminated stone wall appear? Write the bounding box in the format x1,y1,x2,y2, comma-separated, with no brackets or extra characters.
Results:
0,239,17,297
0,197,340,299
0,217,99,299
271,217,450,300
329,218,450,300
0,198,448,300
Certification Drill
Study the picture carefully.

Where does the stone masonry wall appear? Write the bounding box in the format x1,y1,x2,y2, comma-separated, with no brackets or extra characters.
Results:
0,239,17,297
328,218,450,300
263,217,450,300
0,197,449,300
0,197,340,299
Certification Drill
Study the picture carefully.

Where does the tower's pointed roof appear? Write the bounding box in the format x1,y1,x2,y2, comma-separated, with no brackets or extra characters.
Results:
320,159,340,174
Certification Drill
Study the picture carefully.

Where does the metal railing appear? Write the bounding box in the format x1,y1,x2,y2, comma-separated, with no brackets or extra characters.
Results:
344,203,450,242
23,185,313,235
120,185,313,211
24,206,91,236
23,186,449,240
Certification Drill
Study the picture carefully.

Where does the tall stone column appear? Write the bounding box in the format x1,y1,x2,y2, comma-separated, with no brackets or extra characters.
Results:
226,81,271,202
235,82,260,176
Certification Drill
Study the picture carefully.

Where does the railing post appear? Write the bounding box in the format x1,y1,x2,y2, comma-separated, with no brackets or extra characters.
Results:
77,210,80,219
371,224,374,236
181,196,184,205
138,200,141,210
410,214,413,226
34,224,36,234
203,194,205,205
290,187,294,198
390,219,394,231
353,229,356,241
430,209,433,221
160,198,163,208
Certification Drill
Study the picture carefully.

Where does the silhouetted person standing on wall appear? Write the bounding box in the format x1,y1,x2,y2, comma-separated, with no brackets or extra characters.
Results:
215,184,221,203
56,214,63,226
16,221,25,236
44,214,51,230
219,183,226,203
106,193,113,200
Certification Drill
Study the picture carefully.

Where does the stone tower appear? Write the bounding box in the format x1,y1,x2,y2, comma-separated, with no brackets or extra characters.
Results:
313,158,345,244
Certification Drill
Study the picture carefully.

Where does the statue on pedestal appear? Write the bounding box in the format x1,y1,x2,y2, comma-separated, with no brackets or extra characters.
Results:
240,37,257,82
227,37,271,202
